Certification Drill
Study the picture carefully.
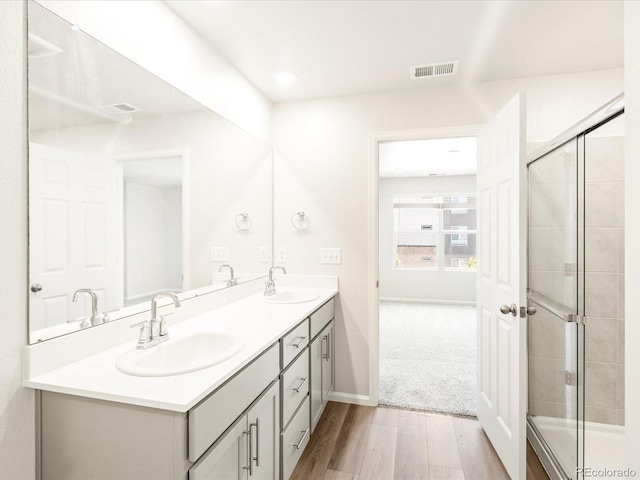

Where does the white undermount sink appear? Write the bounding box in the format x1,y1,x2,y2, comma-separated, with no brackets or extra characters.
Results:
260,290,320,304
115,332,245,377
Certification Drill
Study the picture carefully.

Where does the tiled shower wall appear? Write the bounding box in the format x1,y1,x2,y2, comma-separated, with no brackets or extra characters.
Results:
584,134,625,426
528,131,624,426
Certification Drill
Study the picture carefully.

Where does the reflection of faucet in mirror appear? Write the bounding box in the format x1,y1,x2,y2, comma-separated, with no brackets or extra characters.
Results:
132,292,181,349
72,289,103,328
218,264,238,287
264,266,287,296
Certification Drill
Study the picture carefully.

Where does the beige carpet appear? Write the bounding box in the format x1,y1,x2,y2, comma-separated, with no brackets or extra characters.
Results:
379,301,477,416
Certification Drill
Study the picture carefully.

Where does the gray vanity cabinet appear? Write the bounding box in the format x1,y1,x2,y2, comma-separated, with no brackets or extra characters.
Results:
189,381,279,480
41,391,190,479
309,299,336,433
39,344,280,480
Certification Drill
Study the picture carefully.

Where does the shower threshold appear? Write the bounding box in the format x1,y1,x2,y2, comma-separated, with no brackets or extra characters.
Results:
528,415,625,479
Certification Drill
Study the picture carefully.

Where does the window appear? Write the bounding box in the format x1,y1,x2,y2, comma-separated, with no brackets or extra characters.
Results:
393,194,476,270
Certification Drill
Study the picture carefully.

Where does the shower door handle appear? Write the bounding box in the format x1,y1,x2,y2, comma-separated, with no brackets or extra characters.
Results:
500,304,517,316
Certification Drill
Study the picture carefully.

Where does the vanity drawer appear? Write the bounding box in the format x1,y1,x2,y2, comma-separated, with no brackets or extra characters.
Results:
310,298,335,340
188,343,279,462
281,396,311,480
281,350,309,428
281,319,309,369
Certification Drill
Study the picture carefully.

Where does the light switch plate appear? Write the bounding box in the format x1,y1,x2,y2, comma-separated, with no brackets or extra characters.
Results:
275,247,287,263
210,247,230,262
320,248,342,264
259,247,269,263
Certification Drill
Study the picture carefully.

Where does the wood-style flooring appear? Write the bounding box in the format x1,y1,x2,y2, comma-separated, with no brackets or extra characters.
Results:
291,402,550,480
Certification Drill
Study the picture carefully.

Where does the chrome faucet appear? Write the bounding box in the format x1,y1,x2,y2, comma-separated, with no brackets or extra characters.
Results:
218,264,238,287
131,292,181,349
72,288,103,328
264,266,286,296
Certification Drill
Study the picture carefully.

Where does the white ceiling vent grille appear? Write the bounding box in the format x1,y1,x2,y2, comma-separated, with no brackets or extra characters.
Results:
98,103,142,114
28,33,62,59
410,61,459,79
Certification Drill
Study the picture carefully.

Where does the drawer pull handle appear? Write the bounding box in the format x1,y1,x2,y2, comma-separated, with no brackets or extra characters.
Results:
242,429,253,475
292,428,310,450
322,334,329,360
292,336,308,348
251,418,260,467
294,377,309,393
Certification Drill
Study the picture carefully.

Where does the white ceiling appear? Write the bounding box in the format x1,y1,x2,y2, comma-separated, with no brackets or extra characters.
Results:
167,0,624,103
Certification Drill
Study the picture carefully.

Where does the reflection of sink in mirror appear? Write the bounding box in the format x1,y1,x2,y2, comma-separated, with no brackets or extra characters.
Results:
115,333,244,377
260,290,320,304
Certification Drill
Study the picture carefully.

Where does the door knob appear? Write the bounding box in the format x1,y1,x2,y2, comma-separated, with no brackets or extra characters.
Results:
30,283,43,293
500,304,517,316
527,306,537,316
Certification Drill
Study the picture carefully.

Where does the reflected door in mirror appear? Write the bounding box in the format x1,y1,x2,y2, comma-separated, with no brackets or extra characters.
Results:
29,143,120,332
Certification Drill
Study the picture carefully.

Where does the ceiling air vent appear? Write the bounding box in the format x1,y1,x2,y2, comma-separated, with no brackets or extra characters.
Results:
410,61,459,79
28,33,62,59
97,103,142,114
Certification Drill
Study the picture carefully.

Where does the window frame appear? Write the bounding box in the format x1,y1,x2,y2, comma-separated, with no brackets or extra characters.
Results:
392,193,476,271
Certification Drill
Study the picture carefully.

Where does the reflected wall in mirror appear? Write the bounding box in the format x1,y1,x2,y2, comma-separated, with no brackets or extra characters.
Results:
28,1,273,343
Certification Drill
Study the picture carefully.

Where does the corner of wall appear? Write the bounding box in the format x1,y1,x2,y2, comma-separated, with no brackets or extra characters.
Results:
0,1,36,479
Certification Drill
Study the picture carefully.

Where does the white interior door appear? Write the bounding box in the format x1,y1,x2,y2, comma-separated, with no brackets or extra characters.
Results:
29,143,119,332
476,93,527,479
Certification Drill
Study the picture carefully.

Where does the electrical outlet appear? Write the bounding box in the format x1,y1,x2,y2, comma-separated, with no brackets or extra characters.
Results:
259,247,269,263
320,248,342,264
275,247,287,263
210,247,230,262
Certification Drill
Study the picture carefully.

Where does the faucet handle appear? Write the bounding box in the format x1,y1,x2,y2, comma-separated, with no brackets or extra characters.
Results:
158,312,174,337
130,320,151,346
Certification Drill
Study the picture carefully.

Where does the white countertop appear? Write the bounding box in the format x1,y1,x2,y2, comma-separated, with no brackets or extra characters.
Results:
24,288,337,412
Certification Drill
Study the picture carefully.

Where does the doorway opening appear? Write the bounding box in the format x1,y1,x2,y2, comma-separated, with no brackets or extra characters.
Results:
375,132,478,415
114,148,190,307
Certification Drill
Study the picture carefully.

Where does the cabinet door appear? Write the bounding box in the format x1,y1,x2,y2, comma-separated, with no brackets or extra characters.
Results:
310,334,323,432
247,381,279,480
189,416,248,480
321,321,335,403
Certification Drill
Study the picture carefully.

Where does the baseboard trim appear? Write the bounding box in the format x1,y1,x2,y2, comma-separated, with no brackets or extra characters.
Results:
328,391,375,406
380,297,475,306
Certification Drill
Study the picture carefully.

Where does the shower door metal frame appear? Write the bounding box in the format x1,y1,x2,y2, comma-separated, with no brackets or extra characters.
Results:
525,94,624,480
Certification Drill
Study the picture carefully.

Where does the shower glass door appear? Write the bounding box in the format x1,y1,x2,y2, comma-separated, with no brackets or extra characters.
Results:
527,138,584,479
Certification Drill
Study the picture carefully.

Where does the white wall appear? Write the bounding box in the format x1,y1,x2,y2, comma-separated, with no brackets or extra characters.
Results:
0,2,35,479
379,175,476,303
36,0,272,144
273,68,624,400
625,0,640,469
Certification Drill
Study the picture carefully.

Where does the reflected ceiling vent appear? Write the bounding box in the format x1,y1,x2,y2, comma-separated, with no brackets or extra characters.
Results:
28,33,62,59
410,61,459,79
97,103,142,114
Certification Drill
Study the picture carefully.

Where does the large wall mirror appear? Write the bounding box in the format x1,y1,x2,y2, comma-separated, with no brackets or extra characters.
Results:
28,1,273,343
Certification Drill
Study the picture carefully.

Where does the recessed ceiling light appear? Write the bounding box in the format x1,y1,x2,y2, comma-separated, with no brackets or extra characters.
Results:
272,71,297,85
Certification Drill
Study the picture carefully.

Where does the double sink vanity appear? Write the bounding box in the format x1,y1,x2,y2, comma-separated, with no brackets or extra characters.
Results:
24,276,338,479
